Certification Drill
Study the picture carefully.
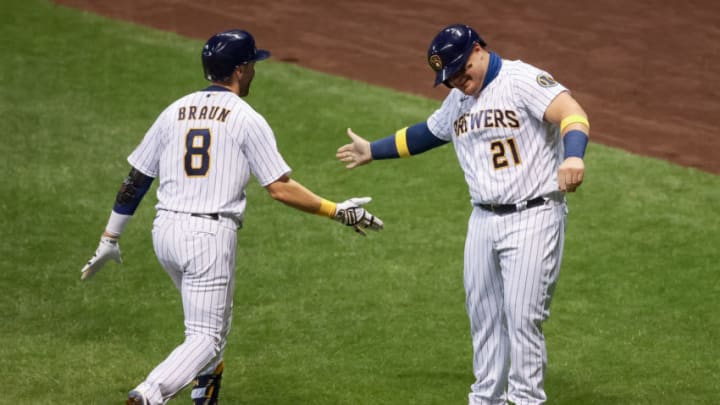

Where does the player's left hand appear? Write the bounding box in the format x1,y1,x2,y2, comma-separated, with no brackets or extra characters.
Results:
334,197,384,236
80,236,123,280
558,157,585,192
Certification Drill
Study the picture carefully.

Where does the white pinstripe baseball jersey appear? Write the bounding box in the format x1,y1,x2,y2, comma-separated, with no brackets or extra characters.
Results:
128,87,291,221
427,60,567,204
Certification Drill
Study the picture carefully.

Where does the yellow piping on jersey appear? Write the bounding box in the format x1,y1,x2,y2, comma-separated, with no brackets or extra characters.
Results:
395,127,410,158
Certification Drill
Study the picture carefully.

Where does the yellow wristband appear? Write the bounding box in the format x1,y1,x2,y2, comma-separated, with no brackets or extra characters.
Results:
560,115,590,133
395,127,410,158
316,198,337,218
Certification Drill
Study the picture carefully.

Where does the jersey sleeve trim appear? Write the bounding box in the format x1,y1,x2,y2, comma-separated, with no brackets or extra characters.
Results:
257,168,292,187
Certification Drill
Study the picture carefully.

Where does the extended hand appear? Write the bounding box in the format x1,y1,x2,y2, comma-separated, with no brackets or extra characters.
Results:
336,128,372,169
334,197,384,236
80,236,122,280
558,157,585,192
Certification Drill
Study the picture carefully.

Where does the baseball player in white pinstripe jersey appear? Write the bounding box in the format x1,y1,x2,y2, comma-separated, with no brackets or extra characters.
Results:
337,24,590,404
79,29,383,405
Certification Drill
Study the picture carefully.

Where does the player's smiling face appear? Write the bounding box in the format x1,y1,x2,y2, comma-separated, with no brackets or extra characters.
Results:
448,45,486,96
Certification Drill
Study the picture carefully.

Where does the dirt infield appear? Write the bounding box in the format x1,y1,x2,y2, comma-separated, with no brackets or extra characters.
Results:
55,0,720,173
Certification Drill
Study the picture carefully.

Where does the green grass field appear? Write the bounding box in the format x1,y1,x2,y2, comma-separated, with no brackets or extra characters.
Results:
2,1,719,403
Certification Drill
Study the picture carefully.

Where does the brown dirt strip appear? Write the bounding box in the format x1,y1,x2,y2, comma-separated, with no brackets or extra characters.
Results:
54,0,720,173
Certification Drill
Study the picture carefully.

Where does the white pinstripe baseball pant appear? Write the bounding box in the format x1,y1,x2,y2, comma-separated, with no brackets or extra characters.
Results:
465,199,566,405
133,210,239,404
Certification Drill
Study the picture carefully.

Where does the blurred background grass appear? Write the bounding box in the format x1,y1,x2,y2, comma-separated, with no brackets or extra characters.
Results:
0,1,718,403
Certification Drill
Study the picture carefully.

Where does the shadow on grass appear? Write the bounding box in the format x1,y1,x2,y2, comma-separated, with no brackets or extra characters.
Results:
549,371,625,405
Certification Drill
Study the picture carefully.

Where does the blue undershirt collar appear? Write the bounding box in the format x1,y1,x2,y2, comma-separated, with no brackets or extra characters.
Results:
480,52,502,91
203,85,233,92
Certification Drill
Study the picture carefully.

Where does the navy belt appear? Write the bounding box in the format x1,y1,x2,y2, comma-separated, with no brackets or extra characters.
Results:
475,197,546,215
190,213,219,220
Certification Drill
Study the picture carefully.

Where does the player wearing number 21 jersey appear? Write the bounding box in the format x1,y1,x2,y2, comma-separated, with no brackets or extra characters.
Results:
337,24,590,404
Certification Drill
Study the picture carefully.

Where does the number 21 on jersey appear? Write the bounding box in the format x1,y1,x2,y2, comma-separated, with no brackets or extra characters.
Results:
490,137,521,169
184,128,211,177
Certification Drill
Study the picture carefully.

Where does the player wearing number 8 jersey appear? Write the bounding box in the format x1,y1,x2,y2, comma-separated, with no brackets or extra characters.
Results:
337,24,590,404
79,29,383,405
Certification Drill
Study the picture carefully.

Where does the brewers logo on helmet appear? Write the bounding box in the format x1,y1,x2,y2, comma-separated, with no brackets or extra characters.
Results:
429,54,443,71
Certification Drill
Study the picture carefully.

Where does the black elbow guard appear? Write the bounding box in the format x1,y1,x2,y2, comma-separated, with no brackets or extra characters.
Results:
114,168,154,215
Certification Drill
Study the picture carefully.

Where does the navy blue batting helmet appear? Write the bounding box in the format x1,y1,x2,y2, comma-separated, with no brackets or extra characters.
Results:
427,24,486,87
201,29,271,81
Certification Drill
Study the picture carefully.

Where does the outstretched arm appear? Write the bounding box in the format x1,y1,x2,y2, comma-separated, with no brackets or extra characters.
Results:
265,175,383,235
336,123,448,169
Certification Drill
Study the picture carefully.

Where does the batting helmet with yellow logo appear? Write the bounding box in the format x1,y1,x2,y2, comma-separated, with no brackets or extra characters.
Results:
427,24,486,87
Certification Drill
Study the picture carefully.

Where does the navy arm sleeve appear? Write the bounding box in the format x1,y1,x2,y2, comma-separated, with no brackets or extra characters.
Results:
370,122,448,159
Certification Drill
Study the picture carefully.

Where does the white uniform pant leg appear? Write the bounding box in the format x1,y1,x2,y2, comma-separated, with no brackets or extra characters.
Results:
499,202,566,405
466,207,510,405
135,213,237,405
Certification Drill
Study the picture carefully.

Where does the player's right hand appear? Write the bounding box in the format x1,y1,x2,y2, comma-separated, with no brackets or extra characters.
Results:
334,197,384,236
80,236,122,280
336,128,372,169
558,157,585,192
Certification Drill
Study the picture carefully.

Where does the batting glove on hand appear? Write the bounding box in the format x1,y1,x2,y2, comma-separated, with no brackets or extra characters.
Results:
334,197,384,236
80,236,122,280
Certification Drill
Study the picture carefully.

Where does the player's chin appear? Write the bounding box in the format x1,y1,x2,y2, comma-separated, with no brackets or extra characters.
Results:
457,81,479,96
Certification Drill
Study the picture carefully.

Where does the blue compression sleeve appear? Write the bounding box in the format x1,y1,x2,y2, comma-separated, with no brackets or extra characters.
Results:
563,129,589,159
406,122,448,154
369,133,401,159
113,168,154,215
370,122,447,159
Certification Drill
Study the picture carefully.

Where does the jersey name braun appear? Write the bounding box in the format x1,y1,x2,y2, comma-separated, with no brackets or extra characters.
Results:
177,105,231,122
127,89,291,221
